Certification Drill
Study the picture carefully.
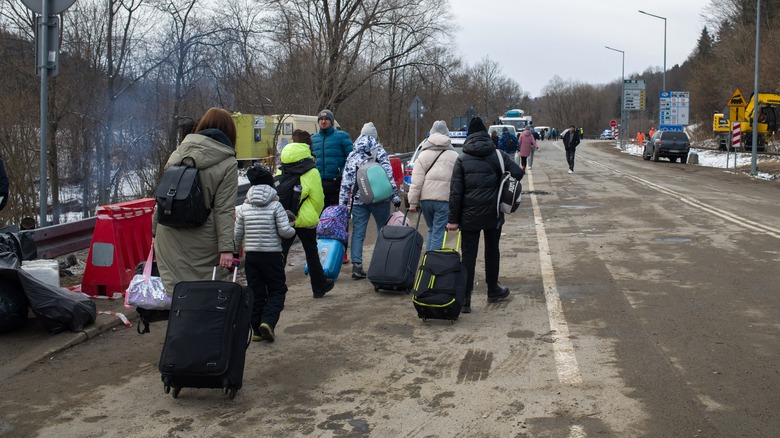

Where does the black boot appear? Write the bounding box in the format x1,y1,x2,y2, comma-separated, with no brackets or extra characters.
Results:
487,284,510,303
462,291,472,314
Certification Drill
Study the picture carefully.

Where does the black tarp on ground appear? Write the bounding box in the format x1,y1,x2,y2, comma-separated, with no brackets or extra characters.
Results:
0,252,96,335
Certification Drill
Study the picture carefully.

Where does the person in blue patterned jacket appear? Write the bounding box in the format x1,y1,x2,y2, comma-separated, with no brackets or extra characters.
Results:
338,122,401,279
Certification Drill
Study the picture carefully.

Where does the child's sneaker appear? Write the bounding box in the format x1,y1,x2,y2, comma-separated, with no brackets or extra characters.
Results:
251,330,263,342
352,263,367,279
259,323,275,343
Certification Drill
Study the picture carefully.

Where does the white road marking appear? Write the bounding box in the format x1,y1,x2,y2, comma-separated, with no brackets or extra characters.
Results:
527,172,583,385
588,151,780,240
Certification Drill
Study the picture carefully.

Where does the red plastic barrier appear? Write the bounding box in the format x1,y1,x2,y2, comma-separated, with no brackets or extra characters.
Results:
390,157,403,189
81,199,155,298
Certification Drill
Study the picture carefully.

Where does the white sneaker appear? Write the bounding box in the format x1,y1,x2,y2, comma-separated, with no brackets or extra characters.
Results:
527,166,532,170
568,169,573,174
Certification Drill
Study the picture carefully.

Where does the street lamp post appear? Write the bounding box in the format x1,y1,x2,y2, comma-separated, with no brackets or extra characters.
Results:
750,0,761,175
639,10,667,92
605,46,625,150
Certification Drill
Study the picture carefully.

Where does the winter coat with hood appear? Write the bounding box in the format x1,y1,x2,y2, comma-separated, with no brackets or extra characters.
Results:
338,135,401,207
498,131,519,154
311,126,353,181
518,129,539,157
279,142,325,228
153,129,238,294
449,131,524,231
234,184,296,253
408,125,459,208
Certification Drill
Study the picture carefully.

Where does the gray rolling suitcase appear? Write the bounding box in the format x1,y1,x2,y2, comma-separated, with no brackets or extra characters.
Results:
159,267,252,399
367,211,423,293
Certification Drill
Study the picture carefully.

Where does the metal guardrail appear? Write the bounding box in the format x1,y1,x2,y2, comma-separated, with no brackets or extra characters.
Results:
26,182,251,260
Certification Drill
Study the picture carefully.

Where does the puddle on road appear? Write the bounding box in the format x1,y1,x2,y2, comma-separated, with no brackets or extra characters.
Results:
652,237,693,243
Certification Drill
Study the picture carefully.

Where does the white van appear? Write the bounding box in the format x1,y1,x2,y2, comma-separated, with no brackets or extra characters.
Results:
488,125,517,137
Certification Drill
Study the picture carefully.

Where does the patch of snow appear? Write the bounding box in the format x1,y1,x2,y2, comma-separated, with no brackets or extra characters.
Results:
614,142,779,181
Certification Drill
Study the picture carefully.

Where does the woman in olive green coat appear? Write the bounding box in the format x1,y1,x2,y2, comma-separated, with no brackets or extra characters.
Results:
153,108,239,294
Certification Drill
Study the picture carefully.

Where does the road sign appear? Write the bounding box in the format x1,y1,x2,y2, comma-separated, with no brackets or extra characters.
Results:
659,91,690,126
407,96,425,117
727,88,746,107
21,0,76,14
623,80,646,111
610,120,617,128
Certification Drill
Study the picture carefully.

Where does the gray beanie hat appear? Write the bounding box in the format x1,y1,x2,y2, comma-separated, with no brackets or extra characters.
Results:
318,109,335,124
429,120,449,136
360,122,378,138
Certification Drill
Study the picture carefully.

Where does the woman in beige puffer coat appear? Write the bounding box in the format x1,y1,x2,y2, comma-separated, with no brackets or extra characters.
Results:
408,120,459,251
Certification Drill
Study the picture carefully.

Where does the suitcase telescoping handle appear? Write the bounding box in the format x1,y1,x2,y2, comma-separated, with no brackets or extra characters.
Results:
212,259,240,282
442,230,461,252
402,208,423,230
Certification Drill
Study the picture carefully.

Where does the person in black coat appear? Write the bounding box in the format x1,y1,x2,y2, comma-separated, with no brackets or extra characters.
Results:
446,117,524,313
562,125,581,173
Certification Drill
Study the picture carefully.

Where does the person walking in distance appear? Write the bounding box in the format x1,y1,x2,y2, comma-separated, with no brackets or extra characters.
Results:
407,120,459,251
447,117,524,314
517,127,538,171
562,125,581,174
338,122,401,279
497,127,519,162
310,109,353,264
234,165,296,342
278,130,335,298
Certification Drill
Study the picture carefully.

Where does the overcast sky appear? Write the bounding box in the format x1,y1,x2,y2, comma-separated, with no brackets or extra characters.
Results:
448,0,713,98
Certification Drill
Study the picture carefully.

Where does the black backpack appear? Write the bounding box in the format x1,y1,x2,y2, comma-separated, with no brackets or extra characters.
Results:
273,172,304,216
155,157,211,228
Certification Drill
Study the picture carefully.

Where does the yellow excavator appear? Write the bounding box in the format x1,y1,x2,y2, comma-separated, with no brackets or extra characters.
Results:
718,89,779,151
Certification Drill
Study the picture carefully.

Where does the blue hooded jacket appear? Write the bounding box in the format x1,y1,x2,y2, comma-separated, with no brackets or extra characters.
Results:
311,126,353,180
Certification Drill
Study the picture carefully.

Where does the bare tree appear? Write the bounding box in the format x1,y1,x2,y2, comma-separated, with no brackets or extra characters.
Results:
264,0,451,115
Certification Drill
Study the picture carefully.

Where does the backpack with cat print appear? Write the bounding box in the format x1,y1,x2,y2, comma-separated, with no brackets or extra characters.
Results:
155,157,211,228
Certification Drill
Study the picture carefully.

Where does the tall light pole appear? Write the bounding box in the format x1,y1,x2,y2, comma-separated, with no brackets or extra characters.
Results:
605,46,625,149
750,0,761,175
639,10,667,91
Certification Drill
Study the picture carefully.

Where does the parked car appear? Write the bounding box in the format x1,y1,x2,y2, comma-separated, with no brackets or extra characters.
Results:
642,131,691,163
599,129,615,140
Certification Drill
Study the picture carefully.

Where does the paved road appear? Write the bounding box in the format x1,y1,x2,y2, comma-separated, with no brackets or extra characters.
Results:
1,140,779,437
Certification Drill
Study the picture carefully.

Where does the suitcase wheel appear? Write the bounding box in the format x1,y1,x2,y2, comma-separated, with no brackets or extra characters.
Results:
374,286,380,292
228,388,237,400
171,387,181,399
164,385,170,394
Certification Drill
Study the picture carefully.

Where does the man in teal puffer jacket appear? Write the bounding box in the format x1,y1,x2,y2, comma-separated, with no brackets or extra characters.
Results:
311,109,353,207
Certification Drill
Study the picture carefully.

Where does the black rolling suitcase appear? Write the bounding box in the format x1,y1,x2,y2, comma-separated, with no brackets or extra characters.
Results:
159,267,253,399
367,211,423,293
412,232,467,322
